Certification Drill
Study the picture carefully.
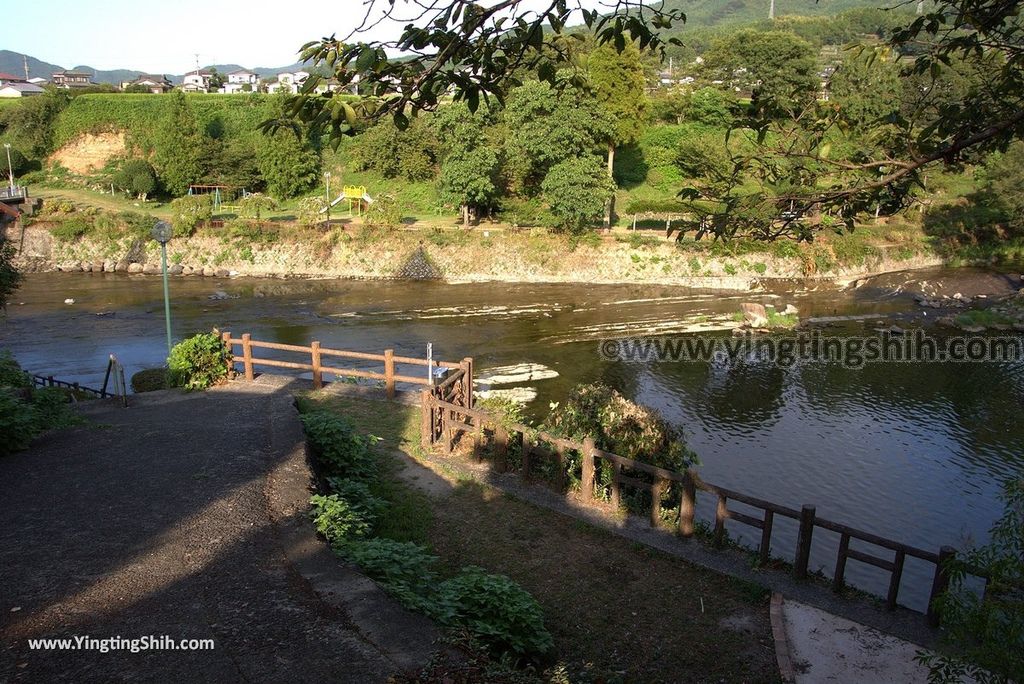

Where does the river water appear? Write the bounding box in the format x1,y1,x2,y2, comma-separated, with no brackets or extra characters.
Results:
2,269,1022,611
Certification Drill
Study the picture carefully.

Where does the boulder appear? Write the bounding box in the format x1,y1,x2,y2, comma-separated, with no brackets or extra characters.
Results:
215,268,230,278
182,266,195,276
168,264,184,275
202,267,216,277
783,304,799,316
114,262,127,272
142,263,160,275
208,290,230,301
80,261,93,272
103,260,115,272
127,263,144,274
740,303,768,327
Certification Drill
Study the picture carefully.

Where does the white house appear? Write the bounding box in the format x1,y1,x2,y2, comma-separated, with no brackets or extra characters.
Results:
268,70,310,94
182,69,213,93
0,83,45,98
27,77,48,86
227,70,258,86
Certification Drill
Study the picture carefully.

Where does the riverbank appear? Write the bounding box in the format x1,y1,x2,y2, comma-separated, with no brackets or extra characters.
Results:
6,219,949,289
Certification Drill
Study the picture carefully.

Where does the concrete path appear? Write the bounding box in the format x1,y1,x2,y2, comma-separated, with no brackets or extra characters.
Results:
0,377,437,683
781,599,935,683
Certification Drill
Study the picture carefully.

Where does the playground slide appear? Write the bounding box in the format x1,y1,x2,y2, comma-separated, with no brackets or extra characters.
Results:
320,189,374,213
362,193,374,205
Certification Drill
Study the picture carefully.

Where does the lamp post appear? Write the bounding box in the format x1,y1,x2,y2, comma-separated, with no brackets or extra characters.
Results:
151,220,174,357
324,171,331,228
3,143,13,192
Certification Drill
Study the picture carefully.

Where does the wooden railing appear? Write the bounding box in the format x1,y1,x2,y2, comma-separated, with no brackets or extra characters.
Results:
221,332,473,401
27,355,127,406
422,394,973,627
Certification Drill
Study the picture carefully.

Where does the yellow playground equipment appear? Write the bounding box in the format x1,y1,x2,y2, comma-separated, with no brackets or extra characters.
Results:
323,185,374,216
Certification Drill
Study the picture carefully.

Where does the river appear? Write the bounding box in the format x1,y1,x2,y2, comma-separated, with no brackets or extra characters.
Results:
2,269,1022,611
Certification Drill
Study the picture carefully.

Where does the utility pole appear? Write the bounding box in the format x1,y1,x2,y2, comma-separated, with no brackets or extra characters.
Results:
769,0,775,20
23,54,29,81
324,172,331,229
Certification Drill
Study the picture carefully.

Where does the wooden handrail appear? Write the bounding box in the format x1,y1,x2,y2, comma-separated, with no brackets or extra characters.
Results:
421,391,981,625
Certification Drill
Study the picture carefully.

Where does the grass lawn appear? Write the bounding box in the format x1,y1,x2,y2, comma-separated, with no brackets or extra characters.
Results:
297,391,779,683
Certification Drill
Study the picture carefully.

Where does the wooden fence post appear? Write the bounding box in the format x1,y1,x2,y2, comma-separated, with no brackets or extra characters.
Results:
759,510,774,566
651,478,667,528
463,357,474,408
714,495,728,548
494,425,509,472
311,341,323,389
520,434,531,481
581,437,596,502
927,546,956,627
610,461,622,510
833,533,850,592
420,390,432,451
241,333,254,381
886,550,906,611
679,471,696,537
794,505,816,579
384,349,395,399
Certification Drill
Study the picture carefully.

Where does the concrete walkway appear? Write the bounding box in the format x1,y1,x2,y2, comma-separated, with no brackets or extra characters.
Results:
0,376,437,683
780,598,937,683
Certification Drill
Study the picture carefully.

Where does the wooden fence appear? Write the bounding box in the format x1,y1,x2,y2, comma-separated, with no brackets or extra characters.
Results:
422,393,970,627
221,332,473,401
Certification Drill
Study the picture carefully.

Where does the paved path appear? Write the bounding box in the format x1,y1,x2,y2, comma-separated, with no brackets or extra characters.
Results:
0,377,437,683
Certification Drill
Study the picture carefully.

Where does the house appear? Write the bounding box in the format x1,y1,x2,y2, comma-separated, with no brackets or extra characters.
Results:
27,77,48,86
0,72,26,86
227,69,258,86
181,69,213,93
52,70,93,88
121,74,173,93
0,83,44,97
267,70,310,94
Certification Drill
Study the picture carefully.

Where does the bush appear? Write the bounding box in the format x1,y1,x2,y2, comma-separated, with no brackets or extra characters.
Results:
0,351,30,388
237,193,277,220
364,193,403,229
131,368,168,393
113,159,158,199
50,215,93,242
167,332,231,390
325,478,388,521
436,566,554,661
310,493,373,544
544,383,697,472
541,156,616,234
170,195,213,238
295,196,327,228
0,390,37,457
300,410,379,481
339,538,442,614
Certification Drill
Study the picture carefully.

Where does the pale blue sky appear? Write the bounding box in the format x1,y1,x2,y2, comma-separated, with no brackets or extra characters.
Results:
5,0,603,74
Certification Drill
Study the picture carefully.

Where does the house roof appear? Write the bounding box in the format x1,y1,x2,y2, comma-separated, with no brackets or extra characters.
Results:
53,70,92,77
0,83,45,94
186,69,213,77
0,72,25,82
229,69,255,75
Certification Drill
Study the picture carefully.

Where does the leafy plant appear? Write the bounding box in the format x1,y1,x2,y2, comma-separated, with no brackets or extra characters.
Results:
166,332,231,390
310,493,373,544
170,195,213,238
0,351,30,388
436,566,554,662
339,538,442,614
0,389,37,457
50,216,93,242
363,193,403,229
300,410,378,481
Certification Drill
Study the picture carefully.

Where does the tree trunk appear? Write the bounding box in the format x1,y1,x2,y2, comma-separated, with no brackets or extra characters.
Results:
605,141,616,229
463,204,471,229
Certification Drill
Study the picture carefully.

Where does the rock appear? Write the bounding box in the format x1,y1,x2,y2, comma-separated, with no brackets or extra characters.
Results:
953,292,963,300
208,290,230,301
228,270,238,277
202,267,216,277
81,261,92,272
142,263,160,275
103,260,115,272
783,304,799,316
127,263,144,274
889,325,905,335
740,303,768,327
168,264,184,275
64,298,75,305
114,262,127,272
215,268,230,278
91,262,104,273
182,266,195,275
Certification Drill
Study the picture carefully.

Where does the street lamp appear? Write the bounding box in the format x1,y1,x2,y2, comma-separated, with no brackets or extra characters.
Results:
324,171,331,228
3,143,13,192
151,220,174,357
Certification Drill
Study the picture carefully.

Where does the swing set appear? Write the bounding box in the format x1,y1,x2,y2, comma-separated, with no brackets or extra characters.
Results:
187,185,245,212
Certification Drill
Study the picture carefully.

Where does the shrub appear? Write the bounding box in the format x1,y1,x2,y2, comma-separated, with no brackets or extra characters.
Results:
436,566,554,661
295,196,327,228
0,390,37,456
167,332,231,390
339,538,442,614
237,193,277,220
300,410,378,481
310,493,373,544
0,351,30,388
113,159,158,199
29,386,81,433
131,368,168,393
326,478,388,521
50,215,93,242
544,383,698,472
364,193,403,229
170,195,213,238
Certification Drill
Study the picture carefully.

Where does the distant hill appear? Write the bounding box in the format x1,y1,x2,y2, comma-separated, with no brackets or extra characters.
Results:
0,50,63,80
662,0,890,27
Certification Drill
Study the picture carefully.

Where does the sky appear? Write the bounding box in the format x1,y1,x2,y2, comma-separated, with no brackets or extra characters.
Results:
4,0,605,74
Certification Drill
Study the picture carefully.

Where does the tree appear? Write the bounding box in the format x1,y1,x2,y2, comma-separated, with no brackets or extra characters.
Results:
435,103,500,227
153,92,206,196
237,193,277,220
587,40,648,226
208,68,225,91
257,93,320,199
705,30,819,116
501,78,613,194
352,117,439,182
113,159,157,200
0,239,20,311
541,156,615,234
0,90,68,157
829,47,903,129
978,142,1024,231
917,479,1024,683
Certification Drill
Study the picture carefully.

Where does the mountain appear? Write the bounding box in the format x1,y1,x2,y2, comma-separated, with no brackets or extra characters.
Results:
661,0,887,27
0,50,63,80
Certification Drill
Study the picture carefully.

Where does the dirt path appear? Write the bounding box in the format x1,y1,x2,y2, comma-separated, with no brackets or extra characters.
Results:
0,377,436,683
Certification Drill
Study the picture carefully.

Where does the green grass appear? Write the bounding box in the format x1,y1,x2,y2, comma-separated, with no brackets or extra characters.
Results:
955,309,1015,329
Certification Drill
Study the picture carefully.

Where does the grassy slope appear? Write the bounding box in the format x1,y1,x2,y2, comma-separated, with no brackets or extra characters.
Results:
297,392,778,683
662,0,884,27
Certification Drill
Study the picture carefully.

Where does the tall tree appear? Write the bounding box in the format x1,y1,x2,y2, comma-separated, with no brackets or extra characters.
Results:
153,92,206,196
434,103,500,227
257,93,320,199
587,40,649,226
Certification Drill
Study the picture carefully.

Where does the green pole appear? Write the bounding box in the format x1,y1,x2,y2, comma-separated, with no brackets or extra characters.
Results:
161,241,172,357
